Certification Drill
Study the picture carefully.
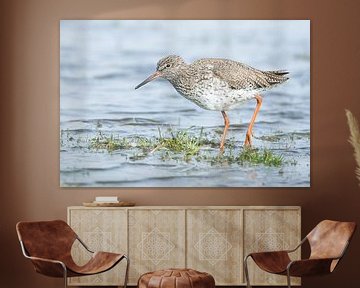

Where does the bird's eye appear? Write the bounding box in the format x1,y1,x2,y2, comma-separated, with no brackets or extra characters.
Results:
166,64,171,68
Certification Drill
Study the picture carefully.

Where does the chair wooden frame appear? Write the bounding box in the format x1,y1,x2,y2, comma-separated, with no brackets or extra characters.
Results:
16,220,129,288
243,220,356,288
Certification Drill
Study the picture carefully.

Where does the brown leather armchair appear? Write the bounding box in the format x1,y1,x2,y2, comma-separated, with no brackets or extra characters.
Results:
16,220,129,288
244,220,356,288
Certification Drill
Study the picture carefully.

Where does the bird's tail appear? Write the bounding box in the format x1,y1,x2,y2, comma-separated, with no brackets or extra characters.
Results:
264,70,289,85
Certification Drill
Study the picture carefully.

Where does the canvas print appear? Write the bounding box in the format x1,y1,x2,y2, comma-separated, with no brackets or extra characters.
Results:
60,20,310,187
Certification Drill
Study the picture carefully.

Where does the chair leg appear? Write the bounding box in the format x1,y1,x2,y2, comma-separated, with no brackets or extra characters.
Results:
123,255,130,288
286,269,292,288
62,264,68,288
244,255,252,288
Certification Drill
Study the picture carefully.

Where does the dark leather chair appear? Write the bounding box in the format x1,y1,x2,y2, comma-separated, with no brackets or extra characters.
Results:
244,220,356,288
16,220,129,288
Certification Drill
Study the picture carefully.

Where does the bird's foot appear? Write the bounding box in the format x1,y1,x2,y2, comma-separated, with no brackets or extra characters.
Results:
244,133,252,147
219,143,225,153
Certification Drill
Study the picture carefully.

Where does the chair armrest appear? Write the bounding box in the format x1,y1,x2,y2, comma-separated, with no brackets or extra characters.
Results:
246,251,291,274
76,236,94,253
287,241,350,277
26,255,65,265
285,237,307,253
245,237,306,259
247,250,290,258
287,258,335,277
25,255,67,277
19,240,67,277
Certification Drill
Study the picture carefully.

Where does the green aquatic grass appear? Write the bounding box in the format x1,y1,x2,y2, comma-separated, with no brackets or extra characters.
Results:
237,148,283,166
88,129,204,156
89,133,131,152
81,128,285,166
157,129,203,156
197,147,283,167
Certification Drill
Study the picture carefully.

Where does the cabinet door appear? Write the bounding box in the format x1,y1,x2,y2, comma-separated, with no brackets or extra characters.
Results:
187,209,243,285
243,209,301,286
68,208,127,286
128,209,186,284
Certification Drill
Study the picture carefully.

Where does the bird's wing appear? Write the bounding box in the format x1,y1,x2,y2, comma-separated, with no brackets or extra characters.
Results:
194,59,287,90
212,59,273,90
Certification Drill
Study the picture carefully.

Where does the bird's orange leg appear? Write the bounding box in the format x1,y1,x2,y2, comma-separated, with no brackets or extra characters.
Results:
245,95,263,147
220,111,230,152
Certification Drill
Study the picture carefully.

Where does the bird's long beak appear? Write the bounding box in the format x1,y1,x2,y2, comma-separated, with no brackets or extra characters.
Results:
135,71,161,90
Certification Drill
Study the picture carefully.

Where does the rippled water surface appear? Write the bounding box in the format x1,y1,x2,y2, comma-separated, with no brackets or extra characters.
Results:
60,20,310,187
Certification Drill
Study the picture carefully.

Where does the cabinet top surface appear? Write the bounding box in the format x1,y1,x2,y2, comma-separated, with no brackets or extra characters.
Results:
68,205,301,210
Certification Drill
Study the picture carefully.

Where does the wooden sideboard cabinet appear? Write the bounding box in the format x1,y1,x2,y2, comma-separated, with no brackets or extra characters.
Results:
67,206,301,286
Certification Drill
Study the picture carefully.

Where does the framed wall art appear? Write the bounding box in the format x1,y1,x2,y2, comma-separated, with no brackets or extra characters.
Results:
60,20,310,187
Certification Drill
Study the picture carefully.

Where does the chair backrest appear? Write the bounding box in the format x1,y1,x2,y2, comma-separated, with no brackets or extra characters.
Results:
16,220,77,261
307,220,356,262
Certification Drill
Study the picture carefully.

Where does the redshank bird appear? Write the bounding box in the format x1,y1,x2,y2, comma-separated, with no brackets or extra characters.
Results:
135,55,289,151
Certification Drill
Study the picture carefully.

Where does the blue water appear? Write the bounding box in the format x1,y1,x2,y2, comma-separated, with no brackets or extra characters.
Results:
60,20,310,187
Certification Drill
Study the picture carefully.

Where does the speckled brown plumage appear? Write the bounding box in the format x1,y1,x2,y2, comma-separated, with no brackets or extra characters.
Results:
135,55,289,150
191,57,288,90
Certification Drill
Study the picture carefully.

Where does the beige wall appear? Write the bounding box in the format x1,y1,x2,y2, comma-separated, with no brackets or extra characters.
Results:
1,0,360,287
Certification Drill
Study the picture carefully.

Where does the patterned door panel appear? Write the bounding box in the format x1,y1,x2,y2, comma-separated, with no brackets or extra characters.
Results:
128,209,186,284
68,208,127,286
187,209,243,285
244,209,301,286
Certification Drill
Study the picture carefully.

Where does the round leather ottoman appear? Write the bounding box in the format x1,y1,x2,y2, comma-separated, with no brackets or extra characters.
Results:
138,268,215,288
